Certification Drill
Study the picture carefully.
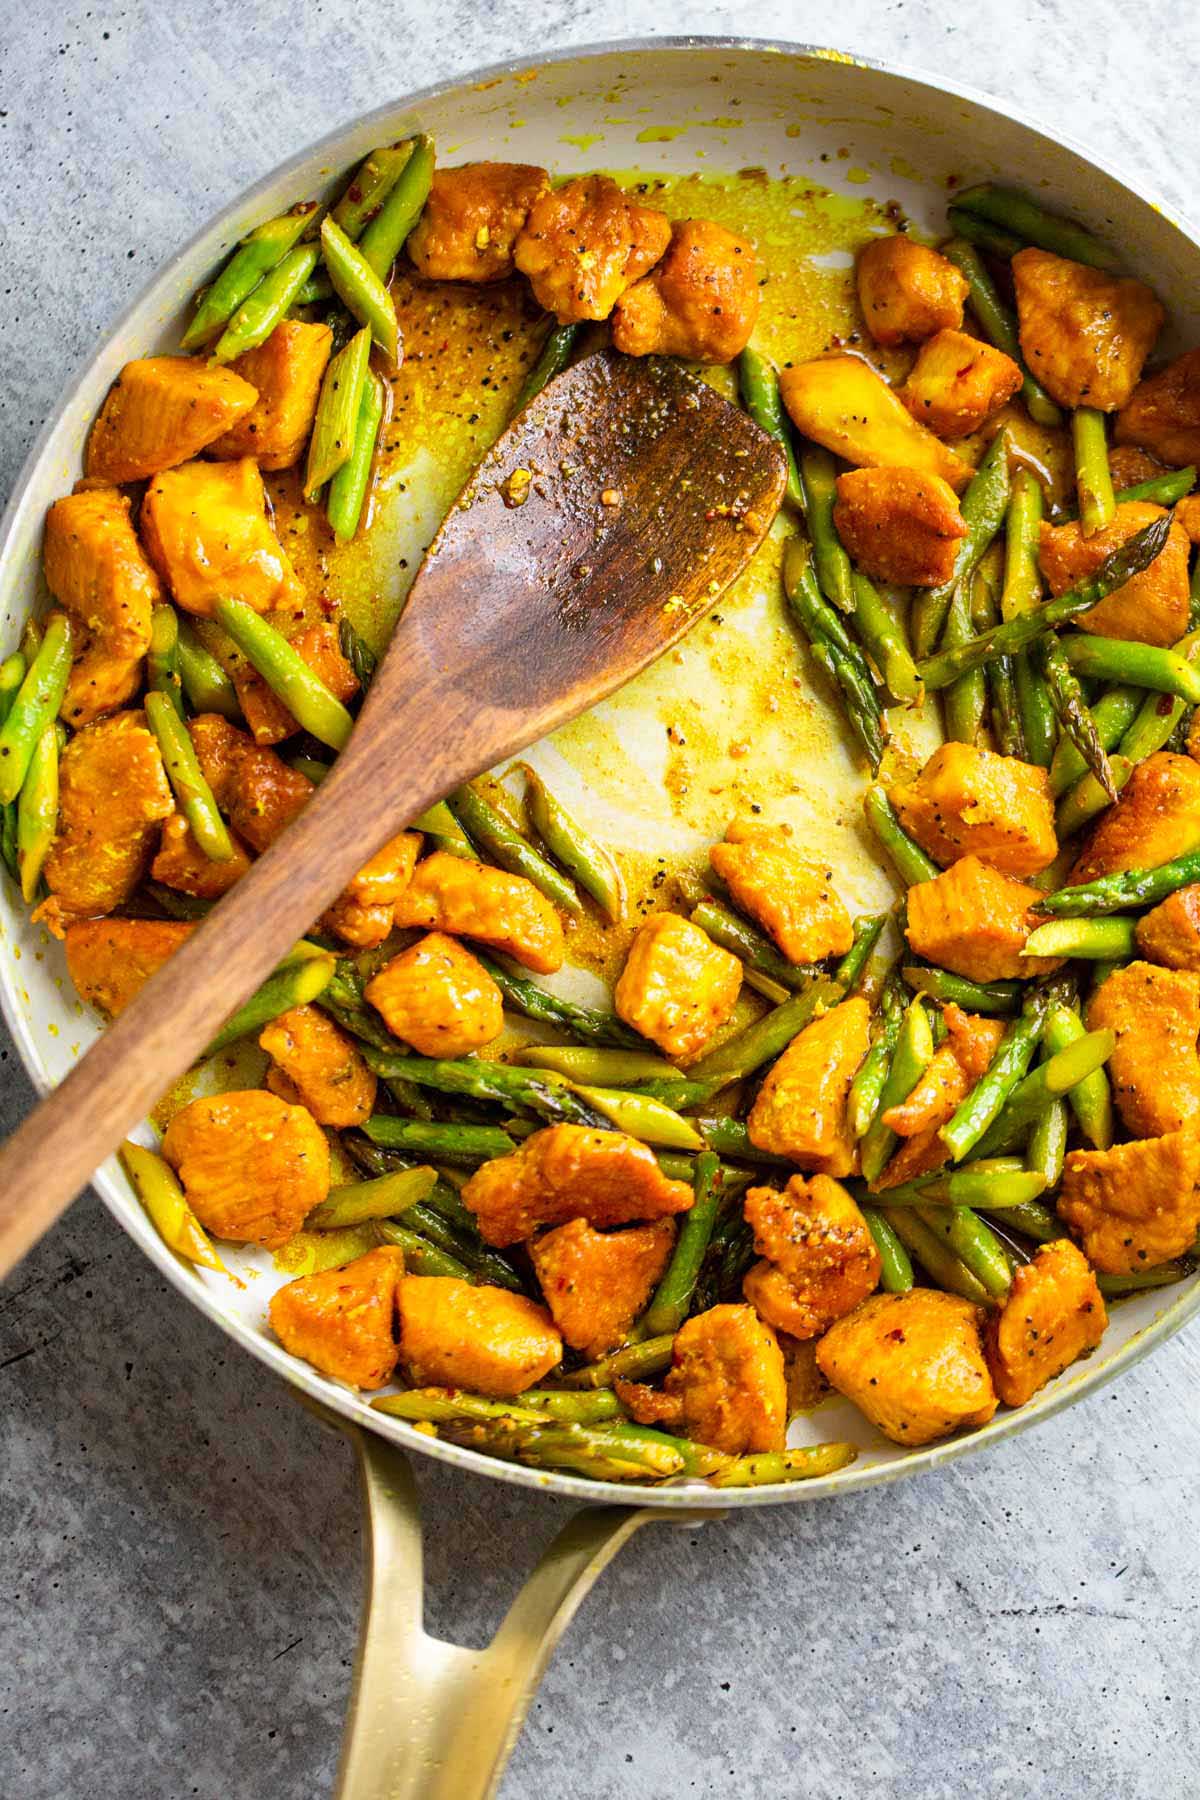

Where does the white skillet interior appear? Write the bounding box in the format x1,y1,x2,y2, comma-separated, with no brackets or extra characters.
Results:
3,39,1199,1507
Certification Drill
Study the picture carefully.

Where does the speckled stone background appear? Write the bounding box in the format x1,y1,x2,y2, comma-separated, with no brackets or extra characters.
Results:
3,6,1200,1797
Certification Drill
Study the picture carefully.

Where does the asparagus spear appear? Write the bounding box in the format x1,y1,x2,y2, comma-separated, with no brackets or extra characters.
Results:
320,216,400,364
1112,466,1196,508
175,616,242,720
782,537,886,770
147,604,185,720
515,323,580,413
1027,1094,1069,1191
944,207,1024,259
472,950,649,1049
686,977,843,1093
970,1028,1115,1156
305,325,372,499
556,1333,676,1390
915,1203,1014,1299
1042,1000,1113,1149
1072,407,1116,535
305,1166,438,1229
213,243,320,363
183,202,318,349
0,613,72,806
512,1046,677,1084
357,134,434,279
327,371,386,542
737,347,805,511
861,1205,914,1293
1048,685,1140,794
1022,917,1137,960
519,764,623,923
16,721,61,903
883,1209,991,1306
860,1159,1044,1210
912,428,1012,656
365,1117,516,1165
835,913,889,992
939,987,1049,1162
374,1220,475,1280
119,1140,226,1271
690,897,816,991
145,691,235,864
796,445,855,612
1036,845,1200,917
863,788,939,886
848,976,904,1138
1058,634,1200,703
206,946,335,1055
901,965,1021,1014
709,1443,858,1486
852,573,922,703
213,598,355,751
642,1151,723,1336
363,1051,609,1127
860,995,934,1183
446,782,582,917
1040,635,1117,801
951,184,1121,272
332,143,415,241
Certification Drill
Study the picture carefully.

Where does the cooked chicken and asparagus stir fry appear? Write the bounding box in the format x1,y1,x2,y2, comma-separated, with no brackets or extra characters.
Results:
17,139,1200,1485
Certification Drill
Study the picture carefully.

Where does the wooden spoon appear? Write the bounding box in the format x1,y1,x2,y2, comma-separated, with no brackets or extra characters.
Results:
0,349,785,1277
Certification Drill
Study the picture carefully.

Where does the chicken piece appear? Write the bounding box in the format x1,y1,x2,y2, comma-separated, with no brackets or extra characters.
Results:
162,1089,330,1250
140,458,303,618
1058,1119,1200,1273
611,219,760,363
1115,348,1200,468
1067,752,1200,883
1135,883,1200,969
393,850,564,974
746,997,871,1175
779,354,971,492
322,831,421,948
888,742,1058,877
42,488,160,728
1038,502,1189,646
408,161,550,283
269,1245,405,1388
613,1379,685,1431
232,620,358,745
1011,247,1163,412
514,175,672,323
207,320,333,469
873,1007,1005,1191
663,1303,787,1454
899,328,1023,439
816,1289,997,1446
151,811,253,899
831,466,967,587
529,1217,675,1360
1087,961,1200,1138
984,1240,1106,1409
614,912,742,1061
189,713,313,852
741,1174,880,1340
85,354,259,483
904,856,1061,983
258,1004,377,1129
1175,495,1200,543
461,1124,693,1248
709,822,853,966
36,711,173,933
64,916,194,1018
855,236,968,347
396,1276,561,1396
1107,444,1168,489
365,932,503,1057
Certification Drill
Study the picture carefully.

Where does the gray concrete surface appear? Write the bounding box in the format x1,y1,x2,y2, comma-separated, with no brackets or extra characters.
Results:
3,4,1200,1796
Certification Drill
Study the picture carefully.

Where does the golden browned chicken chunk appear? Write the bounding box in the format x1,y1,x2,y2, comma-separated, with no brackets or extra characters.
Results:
614,912,742,1061
1011,247,1163,411
904,856,1061,983
831,466,967,587
393,850,564,974
855,236,968,347
365,932,503,1057
899,328,1023,439
1135,884,1200,969
1038,502,1190,647
190,713,313,852
611,218,760,363
1087,961,1200,1138
1175,495,1200,543
1107,443,1167,488
746,997,870,1174
43,488,160,728
85,354,258,483
888,742,1058,877
322,831,421,948
985,1240,1106,1409
269,1245,405,1388
150,812,253,899
514,175,672,322
1115,348,1200,468
1058,1119,1200,1273
663,1303,787,1454
396,1276,562,1395
816,1289,997,1446
873,1006,1005,1192
36,711,173,934
259,1004,377,1128
64,916,194,1018
231,620,357,745
162,1089,330,1250
742,1174,880,1339
779,355,971,491
709,823,853,966
140,458,303,617
207,320,333,469
1068,752,1200,883
529,1217,675,1359
408,161,550,282
461,1124,693,1247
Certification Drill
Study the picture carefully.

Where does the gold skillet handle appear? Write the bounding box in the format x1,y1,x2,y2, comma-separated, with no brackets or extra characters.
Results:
309,1401,721,1800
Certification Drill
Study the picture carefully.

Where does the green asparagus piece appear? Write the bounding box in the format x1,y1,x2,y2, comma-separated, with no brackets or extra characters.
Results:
569,1085,702,1149
915,1203,1013,1299
515,323,580,413
1042,1000,1113,1149
916,516,1172,689
1027,1094,1069,1190
212,243,319,363
1060,766,1132,845
1049,685,1141,794
709,1443,859,1487
304,324,372,499
861,1205,914,1292
738,347,804,511
512,1046,677,1084
863,788,939,886
472,950,648,1049
520,1389,624,1424
16,721,61,902
944,207,1024,259
557,1333,677,1390
1001,468,1044,621
939,988,1049,1162
147,604,185,720
990,1195,1061,1244
183,203,318,349
332,143,415,240
913,428,1012,656
446,782,582,918
365,1117,515,1165
175,617,242,720
320,216,400,363
861,994,935,1183
835,914,889,993
864,1160,1044,1210
373,1389,547,1426
306,1167,438,1229
520,764,623,923
1023,916,1137,960
327,371,386,542
410,798,473,858
0,613,72,806
213,597,354,751
901,965,1021,1014
971,1027,1115,1155
941,238,1062,427
687,977,842,1094
1059,634,1200,704
852,572,922,703
689,1117,786,1164
782,537,885,769
1072,407,1115,535
0,652,26,720
1038,844,1200,917
357,134,435,279
1041,634,1117,801
642,1152,723,1336
1112,465,1196,508
120,1140,227,1272
0,653,25,885
144,690,234,864
691,897,815,991
952,183,1121,272
883,1208,991,1306
206,947,334,1056
374,1221,473,1280
363,1051,609,1128
1096,1262,1195,1298
797,444,855,612
848,978,904,1138
940,574,987,745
